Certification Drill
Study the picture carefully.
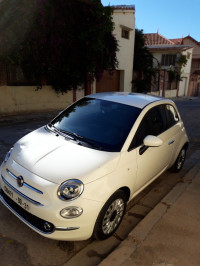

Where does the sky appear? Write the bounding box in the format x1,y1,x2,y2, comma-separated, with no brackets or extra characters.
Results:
101,0,200,41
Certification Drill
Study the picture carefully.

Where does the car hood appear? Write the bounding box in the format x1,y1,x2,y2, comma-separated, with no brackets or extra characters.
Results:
11,127,120,184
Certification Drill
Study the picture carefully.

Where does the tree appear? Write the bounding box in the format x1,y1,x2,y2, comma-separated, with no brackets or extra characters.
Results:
0,0,37,63
132,29,155,93
13,0,118,93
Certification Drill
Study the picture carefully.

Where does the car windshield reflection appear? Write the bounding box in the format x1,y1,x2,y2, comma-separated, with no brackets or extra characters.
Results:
51,98,141,152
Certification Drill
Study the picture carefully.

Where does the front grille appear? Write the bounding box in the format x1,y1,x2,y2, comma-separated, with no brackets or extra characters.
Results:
0,189,55,234
6,169,43,195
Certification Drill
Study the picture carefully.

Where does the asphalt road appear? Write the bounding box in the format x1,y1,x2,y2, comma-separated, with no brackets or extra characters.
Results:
0,97,199,266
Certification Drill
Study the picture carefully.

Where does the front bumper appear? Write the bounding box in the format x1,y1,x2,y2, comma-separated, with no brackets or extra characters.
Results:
0,158,102,241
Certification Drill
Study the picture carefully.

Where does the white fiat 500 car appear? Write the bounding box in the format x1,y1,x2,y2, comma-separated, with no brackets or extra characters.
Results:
0,92,188,241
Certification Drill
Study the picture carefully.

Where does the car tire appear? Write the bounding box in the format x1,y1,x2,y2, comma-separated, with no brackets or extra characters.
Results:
93,190,127,240
171,147,186,172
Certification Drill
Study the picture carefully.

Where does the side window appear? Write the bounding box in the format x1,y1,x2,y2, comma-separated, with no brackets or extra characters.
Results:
143,106,165,136
129,106,165,150
165,105,179,128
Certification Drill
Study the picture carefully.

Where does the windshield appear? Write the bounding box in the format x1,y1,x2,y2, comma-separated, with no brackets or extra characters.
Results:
51,97,141,152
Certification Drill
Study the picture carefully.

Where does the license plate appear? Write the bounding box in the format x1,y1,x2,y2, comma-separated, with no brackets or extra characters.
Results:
3,185,30,211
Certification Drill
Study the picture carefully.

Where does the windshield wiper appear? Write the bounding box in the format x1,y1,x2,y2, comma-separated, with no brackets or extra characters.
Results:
47,124,76,141
71,133,102,150
47,124,101,150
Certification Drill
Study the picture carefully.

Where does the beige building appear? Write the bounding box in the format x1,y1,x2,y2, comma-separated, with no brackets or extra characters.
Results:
145,33,193,97
171,36,200,96
95,5,135,94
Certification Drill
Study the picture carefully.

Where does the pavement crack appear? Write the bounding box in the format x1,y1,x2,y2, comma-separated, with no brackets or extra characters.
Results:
113,233,124,241
161,201,171,208
87,249,107,259
127,212,145,219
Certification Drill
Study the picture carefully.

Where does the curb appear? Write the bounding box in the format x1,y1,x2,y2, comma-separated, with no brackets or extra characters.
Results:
99,156,200,266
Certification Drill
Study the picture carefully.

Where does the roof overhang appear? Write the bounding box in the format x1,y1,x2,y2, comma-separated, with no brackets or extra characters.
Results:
146,45,193,52
112,5,135,10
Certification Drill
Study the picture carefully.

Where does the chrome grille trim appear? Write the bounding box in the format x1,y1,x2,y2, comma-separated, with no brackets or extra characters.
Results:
55,226,80,231
6,169,43,194
1,176,43,206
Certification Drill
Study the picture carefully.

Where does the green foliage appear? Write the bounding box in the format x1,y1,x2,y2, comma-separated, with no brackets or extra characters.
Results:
7,0,118,93
168,69,177,83
176,53,188,81
132,29,156,92
177,53,187,69
168,54,188,83
0,0,37,63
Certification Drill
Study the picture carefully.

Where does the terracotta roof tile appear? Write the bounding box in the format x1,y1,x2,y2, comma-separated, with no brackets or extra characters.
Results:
144,33,174,45
170,38,183,44
170,36,200,46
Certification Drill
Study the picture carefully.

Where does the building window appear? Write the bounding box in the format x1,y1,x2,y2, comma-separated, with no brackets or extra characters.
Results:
187,52,191,59
121,28,129,39
161,54,176,66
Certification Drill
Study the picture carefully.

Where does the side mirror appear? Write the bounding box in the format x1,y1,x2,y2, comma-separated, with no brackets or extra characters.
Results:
143,135,163,147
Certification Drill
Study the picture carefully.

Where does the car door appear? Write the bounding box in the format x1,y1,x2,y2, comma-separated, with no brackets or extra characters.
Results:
163,104,183,165
128,104,175,192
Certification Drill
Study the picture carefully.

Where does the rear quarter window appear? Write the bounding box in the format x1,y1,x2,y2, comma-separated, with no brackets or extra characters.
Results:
165,105,179,128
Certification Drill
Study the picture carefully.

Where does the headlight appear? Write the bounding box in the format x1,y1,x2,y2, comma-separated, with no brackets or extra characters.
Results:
4,148,13,163
57,179,84,201
60,206,83,218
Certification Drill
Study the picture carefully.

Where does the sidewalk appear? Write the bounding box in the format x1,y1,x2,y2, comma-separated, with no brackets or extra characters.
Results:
100,158,200,266
0,110,59,125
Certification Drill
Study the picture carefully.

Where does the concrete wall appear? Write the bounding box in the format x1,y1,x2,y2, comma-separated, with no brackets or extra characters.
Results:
165,89,177,98
0,85,73,115
150,90,177,98
112,8,135,92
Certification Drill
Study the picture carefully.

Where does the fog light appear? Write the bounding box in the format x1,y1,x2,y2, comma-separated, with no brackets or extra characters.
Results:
60,206,83,219
43,222,54,232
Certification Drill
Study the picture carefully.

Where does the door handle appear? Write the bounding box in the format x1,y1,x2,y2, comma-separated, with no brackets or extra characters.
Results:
168,140,175,145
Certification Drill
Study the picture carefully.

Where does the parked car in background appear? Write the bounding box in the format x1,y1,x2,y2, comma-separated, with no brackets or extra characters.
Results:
0,92,188,240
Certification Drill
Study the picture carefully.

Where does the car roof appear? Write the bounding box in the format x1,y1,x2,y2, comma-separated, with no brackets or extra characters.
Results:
87,92,170,109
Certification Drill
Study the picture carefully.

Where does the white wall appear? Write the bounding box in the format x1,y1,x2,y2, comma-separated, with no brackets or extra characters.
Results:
112,8,135,92
181,48,193,74
179,48,193,96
